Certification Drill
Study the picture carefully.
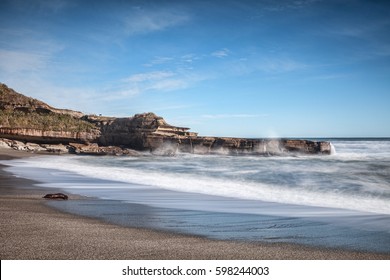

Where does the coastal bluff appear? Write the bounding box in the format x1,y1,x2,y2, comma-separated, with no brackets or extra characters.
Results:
0,83,332,156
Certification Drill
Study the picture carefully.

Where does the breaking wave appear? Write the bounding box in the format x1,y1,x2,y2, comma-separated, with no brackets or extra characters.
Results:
4,139,390,215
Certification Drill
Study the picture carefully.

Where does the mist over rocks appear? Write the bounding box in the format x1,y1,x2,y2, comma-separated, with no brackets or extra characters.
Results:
0,83,332,156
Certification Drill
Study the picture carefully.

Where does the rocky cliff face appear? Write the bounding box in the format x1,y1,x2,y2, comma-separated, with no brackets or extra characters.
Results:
142,134,331,155
0,83,84,118
0,83,100,144
93,113,196,150
0,83,332,155
0,128,98,143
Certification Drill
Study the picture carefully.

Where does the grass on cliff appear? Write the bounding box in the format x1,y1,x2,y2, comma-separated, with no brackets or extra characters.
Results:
0,109,97,132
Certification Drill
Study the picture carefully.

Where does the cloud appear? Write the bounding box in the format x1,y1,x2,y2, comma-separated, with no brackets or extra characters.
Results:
143,53,202,69
257,58,306,73
0,49,47,73
306,74,349,81
120,70,189,96
147,79,187,91
143,56,174,67
180,53,200,63
211,48,230,58
225,55,307,77
324,18,390,60
0,27,65,75
124,7,189,35
262,0,321,12
125,71,175,83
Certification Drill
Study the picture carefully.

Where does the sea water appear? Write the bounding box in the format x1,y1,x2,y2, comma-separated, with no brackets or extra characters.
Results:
3,139,390,253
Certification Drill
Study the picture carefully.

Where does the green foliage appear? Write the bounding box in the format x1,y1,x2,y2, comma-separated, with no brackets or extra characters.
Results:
0,83,98,133
0,109,97,132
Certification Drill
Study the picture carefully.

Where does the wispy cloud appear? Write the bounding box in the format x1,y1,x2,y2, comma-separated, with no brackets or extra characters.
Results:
257,58,306,73
180,53,200,63
0,27,65,75
262,0,321,12
120,70,189,96
0,49,48,73
211,48,230,58
322,17,390,60
125,71,175,83
143,53,202,69
124,7,190,35
328,17,390,39
147,79,187,91
143,56,174,67
226,56,307,77
306,73,349,81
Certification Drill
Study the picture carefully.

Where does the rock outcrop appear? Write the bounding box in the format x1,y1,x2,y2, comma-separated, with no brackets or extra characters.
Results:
0,128,99,144
43,193,68,200
87,112,331,155
0,83,100,144
0,138,70,153
68,143,141,156
0,83,83,118
0,83,332,156
91,113,197,150
175,137,331,155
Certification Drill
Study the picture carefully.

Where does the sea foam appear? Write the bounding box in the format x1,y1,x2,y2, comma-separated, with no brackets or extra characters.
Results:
4,139,390,215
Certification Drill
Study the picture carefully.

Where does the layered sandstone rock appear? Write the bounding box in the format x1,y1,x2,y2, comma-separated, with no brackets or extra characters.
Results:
149,135,331,156
93,113,197,150
0,83,332,156
0,128,99,144
0,83,99,144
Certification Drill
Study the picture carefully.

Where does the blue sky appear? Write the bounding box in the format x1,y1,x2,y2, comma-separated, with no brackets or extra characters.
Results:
0,0,389,137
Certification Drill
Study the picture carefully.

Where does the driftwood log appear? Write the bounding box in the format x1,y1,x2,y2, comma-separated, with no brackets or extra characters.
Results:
43,193,68,200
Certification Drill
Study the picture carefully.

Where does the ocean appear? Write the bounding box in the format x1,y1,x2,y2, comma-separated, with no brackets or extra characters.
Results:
3,138,390,253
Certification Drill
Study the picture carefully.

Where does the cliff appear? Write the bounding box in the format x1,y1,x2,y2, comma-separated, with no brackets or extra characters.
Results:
0,83,84,118
0,83,332,155
0,83,100,143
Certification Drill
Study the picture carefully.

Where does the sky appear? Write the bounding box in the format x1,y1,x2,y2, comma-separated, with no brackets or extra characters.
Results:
0,0,389,138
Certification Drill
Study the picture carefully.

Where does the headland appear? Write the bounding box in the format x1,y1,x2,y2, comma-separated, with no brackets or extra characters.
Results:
1,83,331,156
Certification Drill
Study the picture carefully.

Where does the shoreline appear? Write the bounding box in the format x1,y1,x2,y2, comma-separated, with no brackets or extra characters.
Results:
1,148,389,259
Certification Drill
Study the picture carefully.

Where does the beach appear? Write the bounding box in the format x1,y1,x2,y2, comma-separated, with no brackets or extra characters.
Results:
1,148,389,260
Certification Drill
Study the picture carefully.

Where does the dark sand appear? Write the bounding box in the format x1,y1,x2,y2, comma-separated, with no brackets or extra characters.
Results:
1,147,389,259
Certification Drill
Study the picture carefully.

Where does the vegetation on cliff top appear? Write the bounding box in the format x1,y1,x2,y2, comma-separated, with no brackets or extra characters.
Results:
0,83,47,109
0,109,97,132
0,83,97,132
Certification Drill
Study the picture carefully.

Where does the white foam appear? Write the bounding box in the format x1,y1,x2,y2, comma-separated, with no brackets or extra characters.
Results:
330,143,336,155
4,154,390,215
332,140,390,159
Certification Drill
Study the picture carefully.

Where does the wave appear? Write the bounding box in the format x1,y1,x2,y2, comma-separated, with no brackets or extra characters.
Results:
5,151,390,215
332,140,390,158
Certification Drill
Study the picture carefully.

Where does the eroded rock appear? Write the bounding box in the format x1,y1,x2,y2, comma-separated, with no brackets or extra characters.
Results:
43,193,68,200
1,83,333,156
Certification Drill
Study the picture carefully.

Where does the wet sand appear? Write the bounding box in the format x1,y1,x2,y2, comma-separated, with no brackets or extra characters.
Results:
1,147,389,259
